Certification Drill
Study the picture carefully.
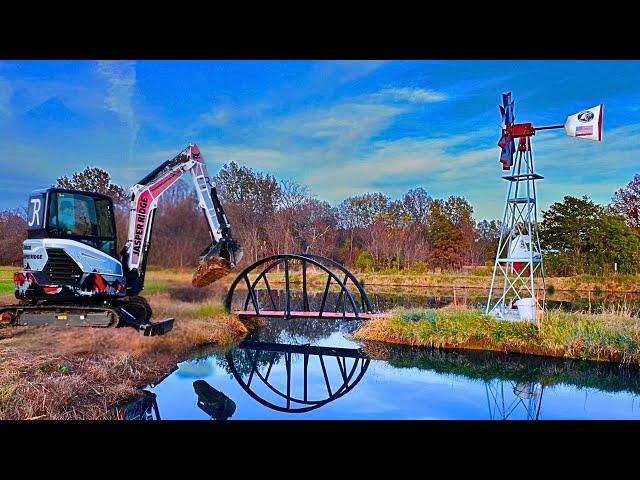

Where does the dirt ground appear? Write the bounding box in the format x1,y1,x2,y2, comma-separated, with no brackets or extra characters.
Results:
0,292,249,420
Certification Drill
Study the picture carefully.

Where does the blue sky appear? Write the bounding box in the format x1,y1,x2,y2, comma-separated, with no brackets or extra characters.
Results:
1,60,639,220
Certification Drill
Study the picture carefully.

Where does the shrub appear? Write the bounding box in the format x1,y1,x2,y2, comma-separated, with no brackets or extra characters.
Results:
355,250,375,272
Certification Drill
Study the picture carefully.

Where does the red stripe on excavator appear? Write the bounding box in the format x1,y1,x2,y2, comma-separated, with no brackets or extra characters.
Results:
149,170,182,197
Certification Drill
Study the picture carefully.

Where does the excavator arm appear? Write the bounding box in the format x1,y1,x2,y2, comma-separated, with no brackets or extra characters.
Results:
122,144,242,294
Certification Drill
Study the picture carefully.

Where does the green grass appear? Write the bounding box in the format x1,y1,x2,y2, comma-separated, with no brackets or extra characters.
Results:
0,266,15,295
191,303,228,318
355,306,640,365
140,279,170,295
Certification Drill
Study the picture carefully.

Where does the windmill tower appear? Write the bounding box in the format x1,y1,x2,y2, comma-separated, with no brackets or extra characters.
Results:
486,92,603,323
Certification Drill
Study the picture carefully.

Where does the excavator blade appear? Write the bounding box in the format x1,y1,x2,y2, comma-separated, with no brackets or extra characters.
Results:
192,240,243,287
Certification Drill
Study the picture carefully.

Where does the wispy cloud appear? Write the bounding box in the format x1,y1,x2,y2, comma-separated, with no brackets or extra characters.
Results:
200,105,232,126
311,60,386,87
0,76,11,117
95,61,138,161
269,101,406,162
375,86,447,104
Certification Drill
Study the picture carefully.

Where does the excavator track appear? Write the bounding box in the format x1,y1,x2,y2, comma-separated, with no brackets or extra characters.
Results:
0,303,119,328
0,296,174,336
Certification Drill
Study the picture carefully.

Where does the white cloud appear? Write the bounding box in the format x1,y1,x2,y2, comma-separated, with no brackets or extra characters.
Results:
376,86,447,104
95,60,138,161
0,76,11,117
200,106,232,126
286,122,640,220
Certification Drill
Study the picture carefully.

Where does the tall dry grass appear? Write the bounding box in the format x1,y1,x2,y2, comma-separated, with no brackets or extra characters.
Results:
0,292,248,420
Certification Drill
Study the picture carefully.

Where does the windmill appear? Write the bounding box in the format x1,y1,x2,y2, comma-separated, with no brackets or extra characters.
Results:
486,92,603,323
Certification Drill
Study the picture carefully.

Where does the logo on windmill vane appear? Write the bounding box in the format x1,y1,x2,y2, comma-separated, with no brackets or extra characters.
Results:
577,111,594,123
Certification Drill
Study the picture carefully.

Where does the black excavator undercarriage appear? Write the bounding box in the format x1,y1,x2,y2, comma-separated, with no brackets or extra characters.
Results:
0,296,173,337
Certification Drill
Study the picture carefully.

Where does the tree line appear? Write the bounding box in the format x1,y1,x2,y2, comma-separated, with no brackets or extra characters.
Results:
1,163,640,276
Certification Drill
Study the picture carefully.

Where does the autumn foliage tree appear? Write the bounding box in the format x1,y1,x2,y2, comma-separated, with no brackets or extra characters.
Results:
0,209,27,266
612,174,640,233
1,162,510,272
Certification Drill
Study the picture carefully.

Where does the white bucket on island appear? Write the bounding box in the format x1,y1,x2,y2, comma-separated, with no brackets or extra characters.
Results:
515,297,536,322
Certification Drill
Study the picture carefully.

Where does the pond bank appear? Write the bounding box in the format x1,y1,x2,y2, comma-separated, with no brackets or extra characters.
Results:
353,306,640,366
0,293,249,420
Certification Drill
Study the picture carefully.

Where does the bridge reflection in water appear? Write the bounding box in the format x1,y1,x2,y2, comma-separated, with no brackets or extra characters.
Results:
226,339,370,413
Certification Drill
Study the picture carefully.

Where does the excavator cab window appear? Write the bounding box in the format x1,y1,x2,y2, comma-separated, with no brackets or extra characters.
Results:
44,190,118,258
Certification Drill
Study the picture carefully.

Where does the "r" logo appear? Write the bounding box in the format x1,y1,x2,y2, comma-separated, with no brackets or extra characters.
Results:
29,198,41,227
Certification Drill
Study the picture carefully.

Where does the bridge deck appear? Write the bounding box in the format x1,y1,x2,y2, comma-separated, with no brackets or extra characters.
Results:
234,310,384,320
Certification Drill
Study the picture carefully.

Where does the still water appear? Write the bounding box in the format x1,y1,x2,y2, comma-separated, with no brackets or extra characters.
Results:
126,308,640,420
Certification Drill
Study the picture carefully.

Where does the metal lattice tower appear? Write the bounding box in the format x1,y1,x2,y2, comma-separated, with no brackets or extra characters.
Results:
485,380,544,420
486,135,546,322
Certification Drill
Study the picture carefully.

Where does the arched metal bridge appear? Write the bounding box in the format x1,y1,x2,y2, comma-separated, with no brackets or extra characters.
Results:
225,254,375,320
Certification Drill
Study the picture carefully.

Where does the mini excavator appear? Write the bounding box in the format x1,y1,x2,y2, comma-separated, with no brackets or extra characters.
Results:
0,144,242,336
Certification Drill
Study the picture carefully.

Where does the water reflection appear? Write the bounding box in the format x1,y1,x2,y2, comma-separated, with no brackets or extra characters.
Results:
137,316,640,420
363,342,640,420
113,390,161,420
193,380,236,419
485,381,543,420
224,339,370,413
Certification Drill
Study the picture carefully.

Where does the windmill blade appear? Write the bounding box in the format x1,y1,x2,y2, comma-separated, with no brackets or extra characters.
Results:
498,91,516,169
498,133,515,170
501,92,515,126
564,104,603,141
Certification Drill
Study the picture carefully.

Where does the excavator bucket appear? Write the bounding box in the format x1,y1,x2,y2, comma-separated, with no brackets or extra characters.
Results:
192,240,243,287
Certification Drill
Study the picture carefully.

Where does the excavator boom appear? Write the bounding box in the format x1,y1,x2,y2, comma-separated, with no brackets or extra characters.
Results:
123,143,242,294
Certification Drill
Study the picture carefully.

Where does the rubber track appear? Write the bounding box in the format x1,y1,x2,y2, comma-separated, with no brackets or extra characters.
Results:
0,303,120,327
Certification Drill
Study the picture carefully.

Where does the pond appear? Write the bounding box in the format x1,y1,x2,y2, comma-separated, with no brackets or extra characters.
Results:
121,309,640,420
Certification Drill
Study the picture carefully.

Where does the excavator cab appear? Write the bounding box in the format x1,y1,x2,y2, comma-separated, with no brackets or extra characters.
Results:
28,188,118,258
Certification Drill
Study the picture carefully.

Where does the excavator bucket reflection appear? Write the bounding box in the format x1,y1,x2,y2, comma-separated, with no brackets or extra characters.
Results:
193,380,236,420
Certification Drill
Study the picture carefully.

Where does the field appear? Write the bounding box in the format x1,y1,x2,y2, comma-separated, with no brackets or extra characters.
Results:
5,265,640,297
